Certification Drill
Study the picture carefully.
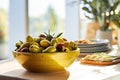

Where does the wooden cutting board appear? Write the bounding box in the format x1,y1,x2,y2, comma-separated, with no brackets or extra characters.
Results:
80,58,120,66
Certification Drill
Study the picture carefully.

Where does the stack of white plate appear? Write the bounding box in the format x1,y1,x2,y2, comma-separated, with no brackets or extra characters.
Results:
78,39,111,53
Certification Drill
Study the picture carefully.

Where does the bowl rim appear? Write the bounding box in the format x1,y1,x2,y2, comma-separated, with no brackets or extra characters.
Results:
13,48,80,54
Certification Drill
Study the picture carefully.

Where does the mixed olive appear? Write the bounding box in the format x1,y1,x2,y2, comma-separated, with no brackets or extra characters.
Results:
15,32,78,53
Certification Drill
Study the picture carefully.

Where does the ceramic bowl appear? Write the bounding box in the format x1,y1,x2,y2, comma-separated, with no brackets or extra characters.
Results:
13,48,80,73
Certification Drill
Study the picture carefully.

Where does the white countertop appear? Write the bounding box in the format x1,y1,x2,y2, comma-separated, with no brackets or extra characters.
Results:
0,59,120,80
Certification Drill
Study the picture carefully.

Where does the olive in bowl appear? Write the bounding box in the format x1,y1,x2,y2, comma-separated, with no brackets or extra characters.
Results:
13,49,80,73
13,32,80,73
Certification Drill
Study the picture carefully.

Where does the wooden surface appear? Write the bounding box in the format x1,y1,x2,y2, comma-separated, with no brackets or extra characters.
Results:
80,58,120,66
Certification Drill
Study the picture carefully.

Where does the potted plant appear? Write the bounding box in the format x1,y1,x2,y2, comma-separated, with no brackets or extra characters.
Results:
111,11,120,47
81,0,120,46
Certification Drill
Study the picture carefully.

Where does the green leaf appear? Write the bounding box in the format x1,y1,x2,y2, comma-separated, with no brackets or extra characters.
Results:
44,32,47,35
56,32,63,38
118,11,120,17
90,0,97,9
113,21,120,28
82,7,91,13
82,0,89,4
112,2,119,11
81,0,120,30
85,15,93,20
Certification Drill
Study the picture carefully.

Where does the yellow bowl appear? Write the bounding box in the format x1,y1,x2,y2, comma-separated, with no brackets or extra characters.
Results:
13,48,80,73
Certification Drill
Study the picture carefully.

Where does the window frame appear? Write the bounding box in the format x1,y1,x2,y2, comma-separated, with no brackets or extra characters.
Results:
9,0,80,58
9,0,28,58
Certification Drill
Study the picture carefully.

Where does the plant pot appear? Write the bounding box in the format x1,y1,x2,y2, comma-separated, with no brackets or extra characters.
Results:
0,43,8,60
96,30,112,47
85,22,99,39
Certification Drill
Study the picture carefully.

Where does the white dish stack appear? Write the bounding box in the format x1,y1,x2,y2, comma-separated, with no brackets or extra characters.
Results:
78,39,111,53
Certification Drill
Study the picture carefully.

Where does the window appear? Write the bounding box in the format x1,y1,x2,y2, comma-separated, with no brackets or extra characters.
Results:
0,0,9,43
8,0,80,58
28,0,65,37
0,0,9,59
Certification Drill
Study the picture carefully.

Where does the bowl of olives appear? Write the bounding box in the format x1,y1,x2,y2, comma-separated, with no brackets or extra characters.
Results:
13,32,80,73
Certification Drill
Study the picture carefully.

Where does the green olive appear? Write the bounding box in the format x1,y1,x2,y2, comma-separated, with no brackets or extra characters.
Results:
21,42,31,48
29,45,41,53
69,41,78,50
64,42,72,51
40,37,46,41
34,38,41,43
42,46,56,53
51,38,57,47
26,35,34,42
39,47,44,52
40,39,50,48
56,38,65,43
31,42,40,47
62,47,70,52
15,40,23,48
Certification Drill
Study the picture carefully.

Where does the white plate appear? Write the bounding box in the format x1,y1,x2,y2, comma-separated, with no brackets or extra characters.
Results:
77,39,111,53
79,47,111,53
79,45,110,50
78,39,109,48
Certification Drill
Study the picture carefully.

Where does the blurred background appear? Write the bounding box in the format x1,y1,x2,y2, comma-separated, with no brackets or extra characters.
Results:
0,0,120,59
